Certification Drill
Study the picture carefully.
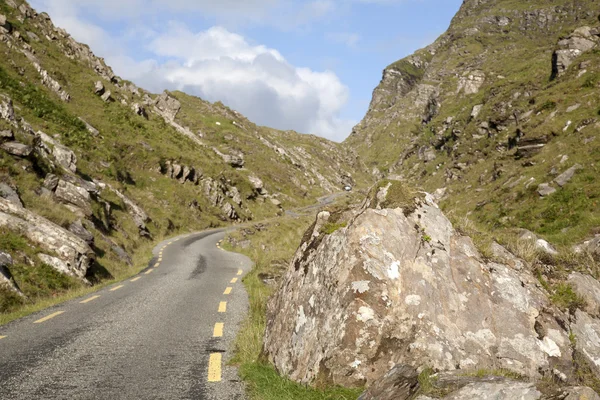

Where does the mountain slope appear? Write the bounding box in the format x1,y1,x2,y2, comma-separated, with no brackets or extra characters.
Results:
0,0,364,313
345,0,600,248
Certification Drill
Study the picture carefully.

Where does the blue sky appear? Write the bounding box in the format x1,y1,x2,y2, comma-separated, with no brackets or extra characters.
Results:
29,0,463,141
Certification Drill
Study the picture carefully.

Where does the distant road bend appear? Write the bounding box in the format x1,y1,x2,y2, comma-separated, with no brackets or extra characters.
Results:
0,230,251,400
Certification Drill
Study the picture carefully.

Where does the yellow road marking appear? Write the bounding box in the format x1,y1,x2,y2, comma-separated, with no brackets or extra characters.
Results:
154,262,160,268
223,287,232,295
80,295,100,304
110,285,124,292
145,269,154,275
34,311,64,324
237,269,243,276
208,353,222,382
213,323,224,337
0,335,6,340
230,278,238,284
218,302,227,313
131,277,141,282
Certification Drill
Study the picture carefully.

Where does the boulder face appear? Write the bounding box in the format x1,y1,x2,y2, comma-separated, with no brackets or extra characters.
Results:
264,181,573,388
0,197,94,279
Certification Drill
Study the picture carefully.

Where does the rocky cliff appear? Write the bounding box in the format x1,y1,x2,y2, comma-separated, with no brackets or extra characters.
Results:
0,0,364,312
345,0,600,251
264,180,600,398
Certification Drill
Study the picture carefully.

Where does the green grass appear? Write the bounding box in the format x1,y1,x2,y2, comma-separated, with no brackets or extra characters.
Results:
321,221,347,235
550,283,587,313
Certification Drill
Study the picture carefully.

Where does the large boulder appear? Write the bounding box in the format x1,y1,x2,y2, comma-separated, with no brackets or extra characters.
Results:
0,14,12,34
0,198,94,279
571,310,600,376
35,132,77,173
264,181,573,388
54,179,92,216
1,142,32,157
553,26,599,78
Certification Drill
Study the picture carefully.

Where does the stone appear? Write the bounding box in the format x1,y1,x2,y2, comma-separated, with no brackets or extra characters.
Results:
110,186,151,237
269,198,282,207
571,310,600,376
35,132,77,172
153,92,181,122
566,104,581,113
248,175,265,194
112,245,132,265
78,118,99,136
55,180,92,216
94,81,105,95
1,142,32,157
26,31,40,41
0,198,94,279
458,71,485,95
357,365,418,400
131,103,148,119
560,387,600,400
0,14,12,34
415,382,541,400
537,183,556,197
568,272,600,317
0,183,22,207
69,220,94,246
0,129,14,140
43,174,59,191
576,235,600,259
0,251,23,296
34,64,70,102
470,104,483,119
519,229,559,255
228,186,242,206
265,188,572,387
554,164,583,187
100,91,112,102
0,96,15,123
221,202,238,220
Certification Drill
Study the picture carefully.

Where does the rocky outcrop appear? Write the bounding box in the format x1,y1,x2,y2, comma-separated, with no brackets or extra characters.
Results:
131,103,148,119
54,179,92,216
109,186,150,237
265,181,574,388
1,141,32,157
212,148,244,168
153,92,181,122
552,26,600,78
0,197,94,280
34,132,77,173
161,160,201,184
0,183,23,207
0,252,24,296
33,62,70,101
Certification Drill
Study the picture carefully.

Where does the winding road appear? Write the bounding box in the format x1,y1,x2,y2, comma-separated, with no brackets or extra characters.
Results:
0,229,251,400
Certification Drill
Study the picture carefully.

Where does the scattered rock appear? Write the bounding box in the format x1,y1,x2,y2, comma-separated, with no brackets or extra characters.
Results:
559,386,600,400
0,129,13,140
248,175,266,195
538,183,556,197
111,245,132,266
566,104,581,113
131,103,148,119
35,132,77,172
519,229,558,255
570,310,600,376
78,118,99,136
54,180,92,216
457,71,485,95
110,186,151,237
0,183,22,207
1,142,32,157
568,272,600,317
554,164,583,187
553,26,599,78
0,252,24,296
100,91,112,102
43,174,59,191
415,381,541,400
68,220,94,246
0,14,12,34
470,104,483,119
213,148,245,168
94,81,105,96
153,92,181,122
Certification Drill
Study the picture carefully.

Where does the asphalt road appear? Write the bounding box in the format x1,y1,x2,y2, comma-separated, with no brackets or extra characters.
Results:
0,229,252,400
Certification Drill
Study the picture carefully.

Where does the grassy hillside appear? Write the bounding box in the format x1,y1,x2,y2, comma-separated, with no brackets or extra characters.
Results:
345,0,600,249
0,0,366,316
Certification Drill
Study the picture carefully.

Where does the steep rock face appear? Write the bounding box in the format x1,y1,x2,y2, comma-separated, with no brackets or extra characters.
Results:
0,197,94,279
264,181,573,387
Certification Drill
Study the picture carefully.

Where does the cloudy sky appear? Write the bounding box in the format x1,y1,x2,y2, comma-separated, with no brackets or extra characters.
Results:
29,0,462,142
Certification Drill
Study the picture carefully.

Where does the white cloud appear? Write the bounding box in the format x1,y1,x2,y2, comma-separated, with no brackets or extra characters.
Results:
28,0,354,141
134,24,353,141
